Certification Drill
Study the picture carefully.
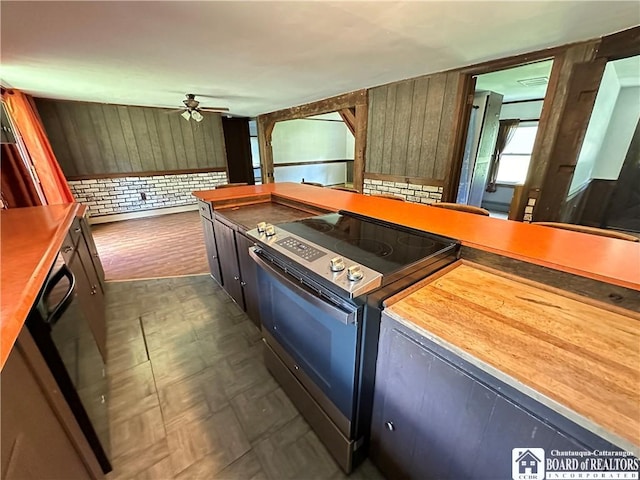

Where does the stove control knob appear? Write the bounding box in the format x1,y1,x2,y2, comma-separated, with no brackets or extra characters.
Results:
330,257,346,272
257,222,267,233
347,265,364,281
264,224,276,237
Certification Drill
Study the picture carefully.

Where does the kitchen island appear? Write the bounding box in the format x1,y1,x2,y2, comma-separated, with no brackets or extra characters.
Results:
193,182,640,294
374,261,639,478
194,182,640,474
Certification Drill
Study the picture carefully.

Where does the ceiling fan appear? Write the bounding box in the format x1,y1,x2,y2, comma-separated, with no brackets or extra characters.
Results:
178,93,229,122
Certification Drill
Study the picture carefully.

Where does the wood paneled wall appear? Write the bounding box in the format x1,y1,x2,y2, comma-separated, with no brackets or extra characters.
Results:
365,71,462,183
35,98,227,178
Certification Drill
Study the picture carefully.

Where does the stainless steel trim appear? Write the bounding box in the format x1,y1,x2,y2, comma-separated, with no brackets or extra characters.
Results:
249,247,356,325
247,227,382,298
263,330,352,437
263,341,356,474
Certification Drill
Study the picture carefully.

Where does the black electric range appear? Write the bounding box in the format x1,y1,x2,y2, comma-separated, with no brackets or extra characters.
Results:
249,210,460,299
246,211,460,473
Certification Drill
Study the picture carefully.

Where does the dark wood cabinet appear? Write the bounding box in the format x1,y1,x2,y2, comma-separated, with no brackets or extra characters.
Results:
235,233,261,327
60,219,106,362
199,200,223,286
371,313,620,480
1,331,101,480
213,217,245,308
200,215,223,285
79,214,105,293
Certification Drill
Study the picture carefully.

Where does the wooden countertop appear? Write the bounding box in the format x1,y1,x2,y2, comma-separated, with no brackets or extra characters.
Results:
1,204,79,370
384,262,640,454
193,183,640,291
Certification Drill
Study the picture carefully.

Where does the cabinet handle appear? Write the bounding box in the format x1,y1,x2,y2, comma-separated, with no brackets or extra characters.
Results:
90,286,98,295
74,227,81,233
233,276,240,281
212,255,217,260
63,246,73,253
385,421,395,431
240,281,246,287
101,395,106,404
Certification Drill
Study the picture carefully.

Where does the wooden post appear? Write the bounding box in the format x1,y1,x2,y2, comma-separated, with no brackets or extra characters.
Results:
354,102,368,192
257,116,274,184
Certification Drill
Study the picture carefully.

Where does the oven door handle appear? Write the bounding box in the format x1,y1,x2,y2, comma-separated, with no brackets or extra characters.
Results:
249,247,356,325
42,265,76,326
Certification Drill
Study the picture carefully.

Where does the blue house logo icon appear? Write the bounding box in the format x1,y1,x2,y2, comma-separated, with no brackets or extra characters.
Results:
512,448,545,480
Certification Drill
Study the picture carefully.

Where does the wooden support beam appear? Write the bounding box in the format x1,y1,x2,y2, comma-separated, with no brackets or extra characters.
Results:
256,116,275,184
596,25,640,61
262,89,367,124
353,102,368,192
338,108,356,136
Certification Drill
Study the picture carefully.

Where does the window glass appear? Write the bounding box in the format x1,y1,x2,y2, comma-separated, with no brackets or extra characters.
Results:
497,124,538,184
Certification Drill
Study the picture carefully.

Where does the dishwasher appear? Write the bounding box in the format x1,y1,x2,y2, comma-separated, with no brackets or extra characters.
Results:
26,256,111,473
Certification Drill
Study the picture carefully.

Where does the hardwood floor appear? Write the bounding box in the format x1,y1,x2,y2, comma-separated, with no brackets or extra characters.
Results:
104,276,383,480
91,211,209,281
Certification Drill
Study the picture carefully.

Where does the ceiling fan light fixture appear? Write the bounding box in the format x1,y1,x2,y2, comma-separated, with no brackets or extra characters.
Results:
191,110,203,122
181,110,191,121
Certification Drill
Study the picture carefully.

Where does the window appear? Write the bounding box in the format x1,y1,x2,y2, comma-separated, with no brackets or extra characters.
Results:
497,123,538,184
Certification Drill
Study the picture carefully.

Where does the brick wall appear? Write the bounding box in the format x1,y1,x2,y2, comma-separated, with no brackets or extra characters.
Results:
363,179,443,204
523,197,537,222
69,171,228,217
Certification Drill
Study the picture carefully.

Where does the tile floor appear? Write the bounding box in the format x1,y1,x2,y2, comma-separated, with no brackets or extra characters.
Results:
104,275,383,479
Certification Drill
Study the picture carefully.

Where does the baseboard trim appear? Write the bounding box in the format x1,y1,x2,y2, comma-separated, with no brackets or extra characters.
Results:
88,204,199,224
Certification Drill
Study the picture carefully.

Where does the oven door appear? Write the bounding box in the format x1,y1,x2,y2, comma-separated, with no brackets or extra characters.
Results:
250,247,361,430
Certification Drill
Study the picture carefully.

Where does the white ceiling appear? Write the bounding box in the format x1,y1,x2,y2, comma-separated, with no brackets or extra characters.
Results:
1,1,638,117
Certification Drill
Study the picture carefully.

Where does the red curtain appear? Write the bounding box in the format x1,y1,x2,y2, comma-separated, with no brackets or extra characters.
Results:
0,143,42,207
3,90,74,204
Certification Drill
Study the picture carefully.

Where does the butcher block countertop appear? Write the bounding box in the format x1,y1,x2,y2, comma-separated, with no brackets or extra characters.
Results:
193,183,640,291
384,261,640,454
0,203,79,370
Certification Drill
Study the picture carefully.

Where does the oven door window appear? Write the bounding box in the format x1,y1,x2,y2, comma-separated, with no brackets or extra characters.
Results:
257,265,359,420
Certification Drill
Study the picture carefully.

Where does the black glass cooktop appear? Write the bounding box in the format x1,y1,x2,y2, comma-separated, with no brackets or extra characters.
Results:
278,211,459,275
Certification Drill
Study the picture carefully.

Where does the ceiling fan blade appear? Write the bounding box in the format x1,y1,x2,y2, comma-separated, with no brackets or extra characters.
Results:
199,107,230,112
163,108,186,115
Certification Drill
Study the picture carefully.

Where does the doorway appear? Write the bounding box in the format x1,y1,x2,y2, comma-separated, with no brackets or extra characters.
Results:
456,60,554,218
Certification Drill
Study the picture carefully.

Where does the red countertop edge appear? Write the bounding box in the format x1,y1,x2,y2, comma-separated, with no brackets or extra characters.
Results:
193,183,640,292
1,203,80,370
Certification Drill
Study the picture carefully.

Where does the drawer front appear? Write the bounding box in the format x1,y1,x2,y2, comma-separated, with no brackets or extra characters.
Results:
198,200,213,220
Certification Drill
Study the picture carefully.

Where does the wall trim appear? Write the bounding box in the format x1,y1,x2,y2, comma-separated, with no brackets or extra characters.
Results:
275,159,354,168
87,204,198,224
67,167,227,181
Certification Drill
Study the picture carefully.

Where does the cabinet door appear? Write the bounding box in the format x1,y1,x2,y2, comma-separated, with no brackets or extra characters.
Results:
79,215,105,292
1,345,92,480
371,316,588,480
61,242,107,362
200,216,223,285
213,219,245,307
235,233,261,327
